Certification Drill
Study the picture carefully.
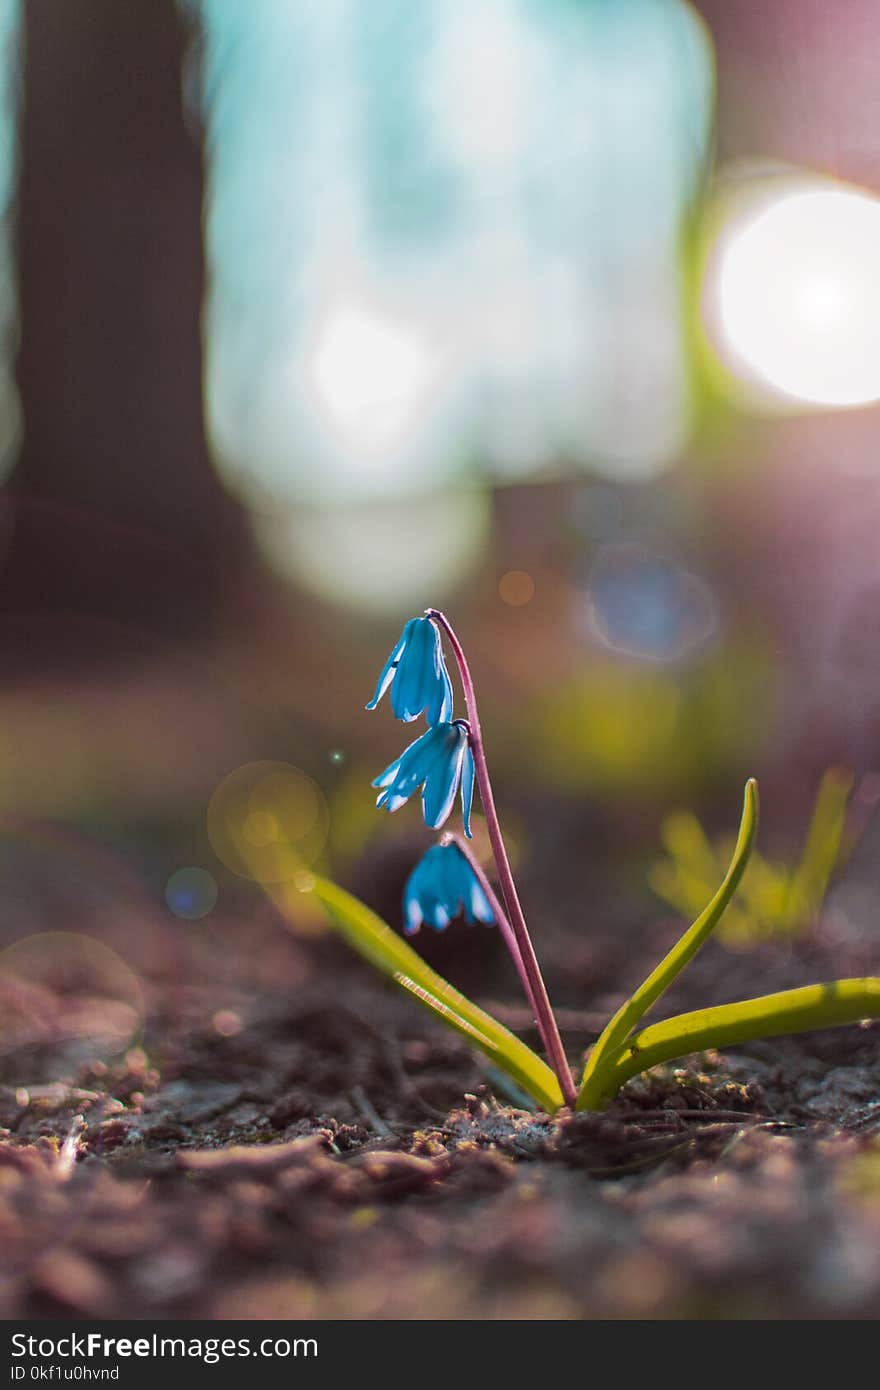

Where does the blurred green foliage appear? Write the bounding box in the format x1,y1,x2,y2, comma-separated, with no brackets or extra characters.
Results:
650,767,854,945
526,637,774,799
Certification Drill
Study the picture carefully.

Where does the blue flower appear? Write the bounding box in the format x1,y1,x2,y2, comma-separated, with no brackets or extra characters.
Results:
366,616,453,725
403,843,495,935
373,720,475,836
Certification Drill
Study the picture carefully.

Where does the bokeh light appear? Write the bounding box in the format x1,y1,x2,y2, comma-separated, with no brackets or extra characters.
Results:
306,299,442,464
207,761,330,883
0,932,144,1060
499,570,535,607
587,543,717,662
197,0,713,548
705,176,880,408
165,866,219,921
211,1008,242,1037
254,489,491,616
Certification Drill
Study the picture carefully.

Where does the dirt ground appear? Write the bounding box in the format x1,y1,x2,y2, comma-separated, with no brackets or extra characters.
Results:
2,897,880,1323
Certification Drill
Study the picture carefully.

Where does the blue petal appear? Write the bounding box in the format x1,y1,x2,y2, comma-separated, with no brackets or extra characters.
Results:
468,878,495,925
373,725,435,793
375,788,409,813
401,843,496,936
366,615,454,728
460,743,475,838
447,845,472,922
424,843,450,889
430,905,451,932
396,726,450,797
447,850,472,923
372,754,402,790
390,618,428,722
404,896,424,935
442,843,494,926
427,625,454,725
365,628,407,711
421,728,467,829
403,845,450,933
373,724,460,818
439,842,461,907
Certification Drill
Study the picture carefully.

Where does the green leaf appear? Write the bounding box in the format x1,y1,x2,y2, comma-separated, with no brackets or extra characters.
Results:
582,977,880,1109
782,766,853,930
307,876,565,1113
577,778,758,1111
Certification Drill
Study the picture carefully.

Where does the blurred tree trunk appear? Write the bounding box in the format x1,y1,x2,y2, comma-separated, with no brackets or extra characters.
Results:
3,0,244,666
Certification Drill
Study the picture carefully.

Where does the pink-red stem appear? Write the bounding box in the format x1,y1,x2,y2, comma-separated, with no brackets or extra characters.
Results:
427,609,576,1107
443,832,542,1025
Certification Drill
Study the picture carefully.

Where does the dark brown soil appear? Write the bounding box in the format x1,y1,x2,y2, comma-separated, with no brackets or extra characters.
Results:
2,912,880,1322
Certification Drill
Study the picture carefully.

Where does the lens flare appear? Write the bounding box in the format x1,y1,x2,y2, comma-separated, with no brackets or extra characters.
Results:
207,761,329,883
0,932,144,1059
307,303,439,460
497,567,531,606
499,570,535,607
587,543,717,662
165,867,219,921
708,180,880,407
255,489,491,616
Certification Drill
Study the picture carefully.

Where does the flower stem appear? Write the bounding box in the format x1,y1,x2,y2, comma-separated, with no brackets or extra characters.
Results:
443,832,542,1026
427,609,577,1107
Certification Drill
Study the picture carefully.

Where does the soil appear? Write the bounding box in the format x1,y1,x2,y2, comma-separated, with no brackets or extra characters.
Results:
2,910,880,1322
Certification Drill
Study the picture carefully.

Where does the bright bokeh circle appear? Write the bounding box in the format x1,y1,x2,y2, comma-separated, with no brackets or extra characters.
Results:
711,183,880,407
207,761,330,884
255,488,491,616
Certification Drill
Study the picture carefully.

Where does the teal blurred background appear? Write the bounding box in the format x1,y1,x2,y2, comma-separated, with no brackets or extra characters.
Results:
1,0,880,1046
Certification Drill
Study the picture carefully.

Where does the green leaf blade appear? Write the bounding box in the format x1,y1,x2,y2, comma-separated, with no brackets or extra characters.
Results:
307,876,564,1113
783,766,854,929
577,779,759,1110
584,977,880,1109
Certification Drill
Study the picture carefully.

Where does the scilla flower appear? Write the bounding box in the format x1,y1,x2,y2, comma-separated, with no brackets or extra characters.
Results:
366,616,453,725
403,843,494,935
373,720,475,836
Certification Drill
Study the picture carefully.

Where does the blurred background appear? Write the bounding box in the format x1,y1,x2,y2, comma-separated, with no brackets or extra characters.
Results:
1,0,880,1062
